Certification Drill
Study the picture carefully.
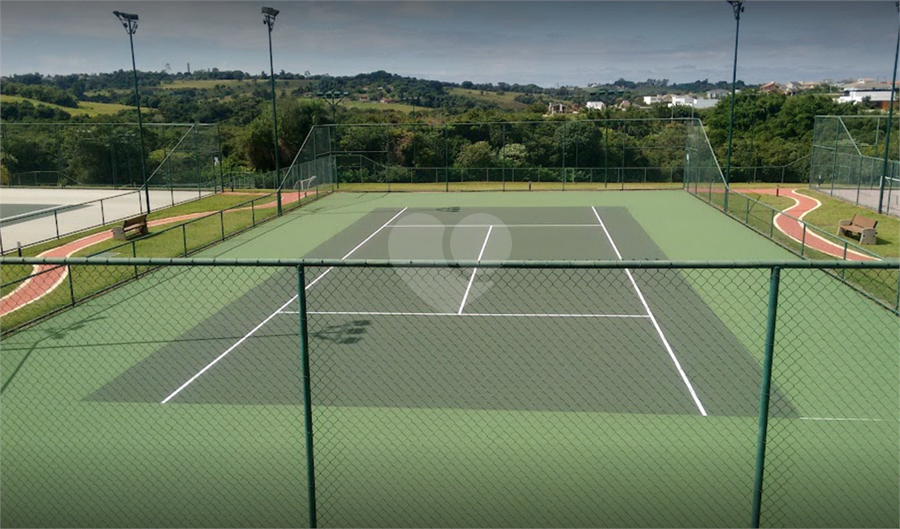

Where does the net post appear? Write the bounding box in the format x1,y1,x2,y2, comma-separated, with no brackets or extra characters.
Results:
296,265,318,528
751,265,781,528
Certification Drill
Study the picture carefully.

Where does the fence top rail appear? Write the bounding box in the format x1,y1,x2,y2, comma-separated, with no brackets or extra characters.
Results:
319,118,696,129
2,256,897,270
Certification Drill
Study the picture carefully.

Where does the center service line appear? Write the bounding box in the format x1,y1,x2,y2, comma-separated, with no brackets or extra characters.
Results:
458,225,493,315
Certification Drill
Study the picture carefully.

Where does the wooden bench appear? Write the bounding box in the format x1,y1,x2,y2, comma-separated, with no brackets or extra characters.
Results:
111,214,148,241
837,213,877,245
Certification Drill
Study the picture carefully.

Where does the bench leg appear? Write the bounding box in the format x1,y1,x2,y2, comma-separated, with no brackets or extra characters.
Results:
111,227,126,241
860,229,876,245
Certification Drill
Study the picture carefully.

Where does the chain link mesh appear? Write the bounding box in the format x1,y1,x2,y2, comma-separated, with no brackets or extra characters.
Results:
0,260,897,527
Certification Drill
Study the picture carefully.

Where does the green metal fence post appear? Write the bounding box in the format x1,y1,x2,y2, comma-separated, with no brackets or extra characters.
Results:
751,265,781,528
769,209,775,238
131,240,138,279
297,265,318,528
800,224,807,258
182,224,188,257
220,211,225,241
68,266,76,307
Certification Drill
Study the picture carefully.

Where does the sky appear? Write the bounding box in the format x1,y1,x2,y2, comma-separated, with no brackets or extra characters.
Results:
1,1,899,87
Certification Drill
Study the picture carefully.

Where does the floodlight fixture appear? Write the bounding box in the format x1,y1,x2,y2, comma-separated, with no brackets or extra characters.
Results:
262,6,282,215
113,9,150,213
723,0,744,215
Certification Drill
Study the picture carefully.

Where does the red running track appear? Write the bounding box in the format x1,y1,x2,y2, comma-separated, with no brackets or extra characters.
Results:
740,188,876,261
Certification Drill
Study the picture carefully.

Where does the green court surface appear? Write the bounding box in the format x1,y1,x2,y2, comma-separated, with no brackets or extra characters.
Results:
1,191,897,528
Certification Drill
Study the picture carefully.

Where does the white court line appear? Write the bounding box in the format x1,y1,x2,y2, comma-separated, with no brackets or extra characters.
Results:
458,225,493,315
590,206,708,417
285,310,650,318
160,207,408,404
389,224,599,228
800,416,887,422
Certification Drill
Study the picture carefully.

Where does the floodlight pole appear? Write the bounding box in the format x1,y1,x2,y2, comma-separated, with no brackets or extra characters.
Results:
263,7,282,216
724,0,744,215
878,1,900,214
114,11,150,214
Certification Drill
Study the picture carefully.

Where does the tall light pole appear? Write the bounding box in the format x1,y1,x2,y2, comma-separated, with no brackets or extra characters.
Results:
113,10,150,214
262,6,282,216
878,1,900,214
724,0,744,215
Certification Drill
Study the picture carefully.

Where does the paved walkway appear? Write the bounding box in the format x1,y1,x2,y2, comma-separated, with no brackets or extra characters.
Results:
738,188,877,261
1,192,307,317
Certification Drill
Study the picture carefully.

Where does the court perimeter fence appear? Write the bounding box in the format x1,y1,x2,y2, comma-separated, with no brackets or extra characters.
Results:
809,115,900,216
1,122,223,191
683,119,897,311
0,258,896,528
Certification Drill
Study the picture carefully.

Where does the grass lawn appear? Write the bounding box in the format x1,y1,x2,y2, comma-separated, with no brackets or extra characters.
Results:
447,88,532,110
337,181,685,192
159,79,313,92
800,189,900,258
1,95,136,117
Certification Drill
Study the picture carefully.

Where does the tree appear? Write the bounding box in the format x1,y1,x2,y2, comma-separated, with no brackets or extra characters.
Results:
455,141,495,168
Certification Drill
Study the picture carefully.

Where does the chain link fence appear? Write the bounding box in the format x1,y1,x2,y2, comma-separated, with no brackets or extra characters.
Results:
280,119,689,192
810,116,900,216
0,258,896,527
1,122,222,192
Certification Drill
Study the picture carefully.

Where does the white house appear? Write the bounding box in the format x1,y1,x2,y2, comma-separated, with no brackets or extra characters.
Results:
838,82,898,108
585,101,606,110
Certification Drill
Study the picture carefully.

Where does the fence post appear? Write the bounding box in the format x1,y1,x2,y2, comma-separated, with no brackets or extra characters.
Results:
182,224,188,257
54,210,60,239
297,265,318,528
800,224,807,257
68,265,76,307
220,211,225,241
131,240,138,279
769,209,775,239
751,266,781,528
101,200,106,225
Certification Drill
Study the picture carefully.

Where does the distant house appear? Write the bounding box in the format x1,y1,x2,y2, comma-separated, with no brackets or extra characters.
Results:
548,103,566,114
643,95,664,105
760,82,784,94
706,88,731,99
838,82,899,109
585,101,606,110
669,95,694,107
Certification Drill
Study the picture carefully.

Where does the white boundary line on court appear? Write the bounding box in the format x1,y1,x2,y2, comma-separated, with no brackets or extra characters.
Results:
283,310,651,318
388,224,599,228
590,206,708,417
458,226,493,315
160,207,408,404
799,416,888,422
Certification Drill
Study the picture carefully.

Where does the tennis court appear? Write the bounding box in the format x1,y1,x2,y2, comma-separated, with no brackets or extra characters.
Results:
90,206,783,420
1,192,896,528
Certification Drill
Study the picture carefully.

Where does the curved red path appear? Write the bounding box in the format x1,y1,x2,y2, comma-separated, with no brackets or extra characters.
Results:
1,192,307,317
739,188,876,261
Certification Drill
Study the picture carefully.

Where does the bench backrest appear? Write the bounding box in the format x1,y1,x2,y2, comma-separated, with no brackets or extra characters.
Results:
123,214,148,228
851,214,877,229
